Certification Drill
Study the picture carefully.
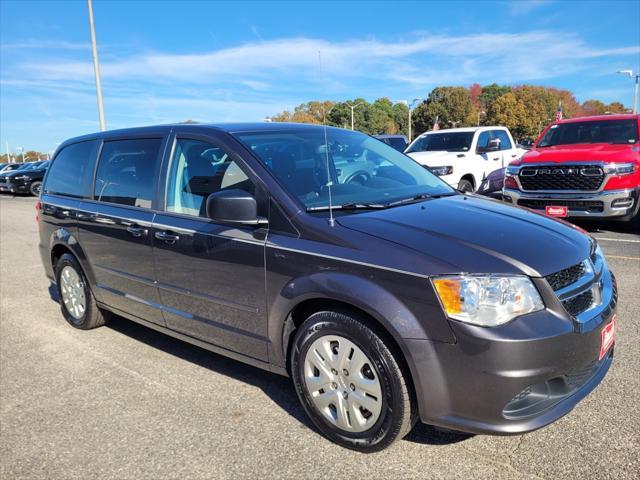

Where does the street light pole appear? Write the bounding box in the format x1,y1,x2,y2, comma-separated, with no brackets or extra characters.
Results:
346,102,362,130
477,110,486,126
617,70,640,114
87,0,106,131
408,98,421,142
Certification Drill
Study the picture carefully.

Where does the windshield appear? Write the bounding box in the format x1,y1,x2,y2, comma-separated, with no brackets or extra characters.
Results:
406,132,474,153
538,119,639,147
234,128,454,211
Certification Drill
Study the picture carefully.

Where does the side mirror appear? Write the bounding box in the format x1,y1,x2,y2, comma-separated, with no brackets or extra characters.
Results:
205,189,268,226
478,138,501,153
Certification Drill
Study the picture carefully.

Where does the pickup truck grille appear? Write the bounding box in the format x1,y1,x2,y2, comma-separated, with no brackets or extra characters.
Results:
518,165,604,191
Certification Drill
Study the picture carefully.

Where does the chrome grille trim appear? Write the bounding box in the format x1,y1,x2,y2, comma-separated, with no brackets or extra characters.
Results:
546,250,611,322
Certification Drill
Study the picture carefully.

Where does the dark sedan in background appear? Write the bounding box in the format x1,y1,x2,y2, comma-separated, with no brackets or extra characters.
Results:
0,160,50,196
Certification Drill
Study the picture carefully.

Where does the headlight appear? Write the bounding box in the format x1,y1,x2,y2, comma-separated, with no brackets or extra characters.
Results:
13,175,30,181
432,275,544,327
603,163,635,176
429,165,453,176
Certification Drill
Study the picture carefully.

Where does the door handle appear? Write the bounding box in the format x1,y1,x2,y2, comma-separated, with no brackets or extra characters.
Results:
492,157,500,161
511,154,518,158
126,225,148,237
95,216,116,225
155,230,180,244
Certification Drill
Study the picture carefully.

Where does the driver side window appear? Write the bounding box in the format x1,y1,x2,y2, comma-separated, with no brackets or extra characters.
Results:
476,131,491,150
166,138,255,218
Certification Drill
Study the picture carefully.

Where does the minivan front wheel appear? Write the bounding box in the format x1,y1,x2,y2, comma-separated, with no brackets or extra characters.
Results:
291,310,415,452
55,253,108,329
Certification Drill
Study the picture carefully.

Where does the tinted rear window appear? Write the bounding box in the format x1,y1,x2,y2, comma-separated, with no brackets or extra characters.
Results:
44,140,99,198
94,138,162,208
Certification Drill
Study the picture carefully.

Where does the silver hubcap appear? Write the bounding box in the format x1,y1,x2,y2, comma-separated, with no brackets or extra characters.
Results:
60,266,86,320
303,335,382,433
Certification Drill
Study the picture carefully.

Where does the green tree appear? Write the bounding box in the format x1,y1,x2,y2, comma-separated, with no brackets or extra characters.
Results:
489,93,528,139
581,99,607,116
479,84,511,111
366,97,395,134
392,102,409,136
606,101,627,113
412,87,476,135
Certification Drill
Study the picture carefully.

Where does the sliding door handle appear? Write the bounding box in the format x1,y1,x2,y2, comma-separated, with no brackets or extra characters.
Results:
154,230,180,244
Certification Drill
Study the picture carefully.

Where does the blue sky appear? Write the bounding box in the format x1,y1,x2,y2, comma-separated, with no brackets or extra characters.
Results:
1,0,639,152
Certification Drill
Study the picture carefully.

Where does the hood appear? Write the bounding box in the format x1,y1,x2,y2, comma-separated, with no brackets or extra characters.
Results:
337,195,592,277
522,143,639,164
406,150,464,165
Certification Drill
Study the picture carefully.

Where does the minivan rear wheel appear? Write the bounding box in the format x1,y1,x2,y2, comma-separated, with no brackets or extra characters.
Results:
291,310,415,452
55,253,109,329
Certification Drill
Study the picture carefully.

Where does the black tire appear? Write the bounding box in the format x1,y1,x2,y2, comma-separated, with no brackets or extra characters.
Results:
290,310,416,452
29,181,42,196
458,179,474,192
55,253,109,329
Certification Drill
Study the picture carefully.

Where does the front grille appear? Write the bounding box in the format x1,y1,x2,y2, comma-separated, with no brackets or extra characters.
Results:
519,165,604,191
518,199,604,213
563,290,594,317
546,262,585,291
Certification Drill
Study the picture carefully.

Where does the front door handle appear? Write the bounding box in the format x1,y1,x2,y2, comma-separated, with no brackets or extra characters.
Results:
155,230,180,244
492,157,500,161
126,225,148,237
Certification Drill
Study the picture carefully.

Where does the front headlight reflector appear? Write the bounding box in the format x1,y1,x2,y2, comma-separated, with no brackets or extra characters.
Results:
432,275,544,327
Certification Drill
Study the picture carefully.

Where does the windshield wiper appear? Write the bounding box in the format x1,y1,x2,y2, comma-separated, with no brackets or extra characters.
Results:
306,202,387,212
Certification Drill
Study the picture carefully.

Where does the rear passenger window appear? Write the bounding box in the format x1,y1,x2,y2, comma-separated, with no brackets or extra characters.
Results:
166,138,254,217
94,138,162,208
44,140,98,198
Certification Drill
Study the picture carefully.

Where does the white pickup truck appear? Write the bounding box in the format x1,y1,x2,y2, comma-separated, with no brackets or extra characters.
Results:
405,126,524,192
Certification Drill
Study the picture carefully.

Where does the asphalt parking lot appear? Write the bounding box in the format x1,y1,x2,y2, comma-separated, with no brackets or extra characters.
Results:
1,194,638,479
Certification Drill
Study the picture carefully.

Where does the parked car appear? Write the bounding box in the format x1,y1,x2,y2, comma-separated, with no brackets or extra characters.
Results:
0,161,45,193
374,134,409,152
0,162,29,174
504,114,640,222
405,126,521,192
477,167,506,199
0,161,49,195
39,123,616,452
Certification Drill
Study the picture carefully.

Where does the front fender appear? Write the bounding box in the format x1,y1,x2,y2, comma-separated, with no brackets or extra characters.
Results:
267,271,454,370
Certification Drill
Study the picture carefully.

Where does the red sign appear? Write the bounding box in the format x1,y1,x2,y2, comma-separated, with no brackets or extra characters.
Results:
599,315,617,361
545,205,568,217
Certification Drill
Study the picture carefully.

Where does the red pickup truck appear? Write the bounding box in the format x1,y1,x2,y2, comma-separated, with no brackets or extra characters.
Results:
503,114,640,222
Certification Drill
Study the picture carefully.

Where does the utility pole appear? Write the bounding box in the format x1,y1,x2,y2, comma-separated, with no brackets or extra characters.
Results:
5,140,10,163
87,0,106,131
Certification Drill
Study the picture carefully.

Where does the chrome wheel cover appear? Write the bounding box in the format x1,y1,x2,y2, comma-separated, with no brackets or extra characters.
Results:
60,266,86,320
303,335,382,433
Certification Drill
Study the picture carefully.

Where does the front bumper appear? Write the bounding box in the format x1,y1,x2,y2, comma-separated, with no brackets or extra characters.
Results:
407,273,617,435
0,181,31,193
503,187,639,219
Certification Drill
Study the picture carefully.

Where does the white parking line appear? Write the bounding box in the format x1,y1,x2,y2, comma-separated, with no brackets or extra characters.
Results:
593,237,640,244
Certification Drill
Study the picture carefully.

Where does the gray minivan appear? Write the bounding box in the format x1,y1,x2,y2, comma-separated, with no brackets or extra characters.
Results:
38,123,617,452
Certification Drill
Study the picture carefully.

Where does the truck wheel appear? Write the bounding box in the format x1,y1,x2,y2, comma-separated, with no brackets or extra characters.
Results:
291,310,416,452
458,179,474,192
55,253,109,329
30,181,42,196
